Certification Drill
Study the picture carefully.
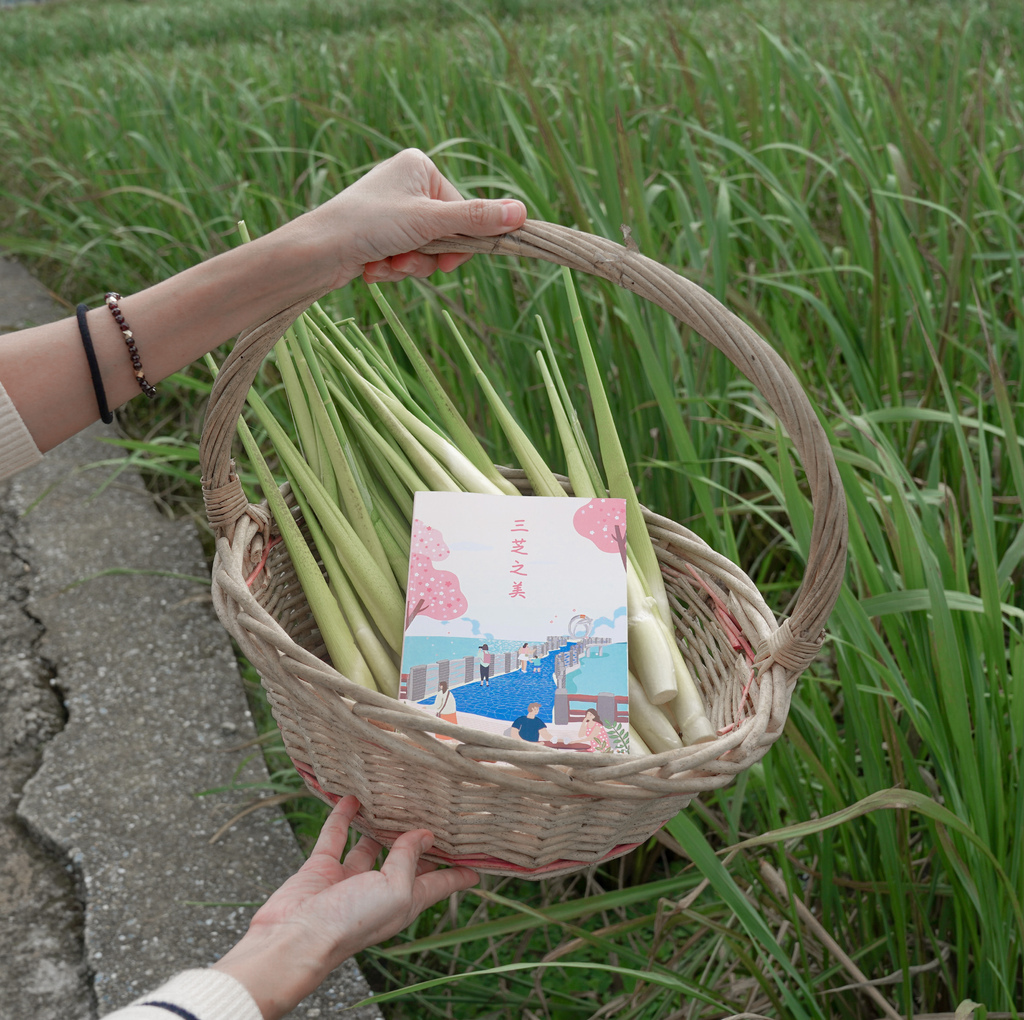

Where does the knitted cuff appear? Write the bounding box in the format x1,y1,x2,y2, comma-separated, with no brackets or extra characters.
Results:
112,968,262,1020
0,378,43,481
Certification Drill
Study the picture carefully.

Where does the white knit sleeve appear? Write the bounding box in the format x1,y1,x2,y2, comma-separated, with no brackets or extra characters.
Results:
0,377,42,481
101,968,263,1020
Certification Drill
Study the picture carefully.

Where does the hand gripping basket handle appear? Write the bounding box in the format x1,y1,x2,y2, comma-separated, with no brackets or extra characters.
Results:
201,220,847,675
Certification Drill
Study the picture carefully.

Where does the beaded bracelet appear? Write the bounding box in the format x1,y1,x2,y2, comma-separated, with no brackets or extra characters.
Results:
104,293,157,399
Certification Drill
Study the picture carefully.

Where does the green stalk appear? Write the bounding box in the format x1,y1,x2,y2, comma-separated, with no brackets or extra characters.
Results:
316,329,461,494
286,469,400,697
562,266,669,615
312,426,338,505
370,488,413,570
535,350,596,499
305,304,390,391
371,284,520,496
274,332,323,477
536,316,606,495
341,370,461,494
375,389,507,496
371,323,414,401
329,425,412,585
306,303,415,411
443,311,563,498
562,268,713,742
234,414,375,691
245,387,406,653
312,348,394,546
323,377,424,514
292,316,394,582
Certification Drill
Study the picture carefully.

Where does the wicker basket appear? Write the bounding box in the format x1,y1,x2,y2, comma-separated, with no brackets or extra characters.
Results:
200,221,847,879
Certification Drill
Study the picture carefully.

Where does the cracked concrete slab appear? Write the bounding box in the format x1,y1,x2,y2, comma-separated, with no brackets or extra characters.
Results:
0,500,91,1020
1,258,382,1019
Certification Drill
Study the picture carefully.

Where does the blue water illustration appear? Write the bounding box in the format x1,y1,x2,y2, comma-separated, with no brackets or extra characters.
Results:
417,646,560,721
415,642,627,723
564,642,627,695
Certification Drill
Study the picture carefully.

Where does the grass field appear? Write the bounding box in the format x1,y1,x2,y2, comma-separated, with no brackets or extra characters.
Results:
2,0,1022,1016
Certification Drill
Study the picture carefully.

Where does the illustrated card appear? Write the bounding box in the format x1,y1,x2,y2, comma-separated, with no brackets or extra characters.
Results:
400,492,630,753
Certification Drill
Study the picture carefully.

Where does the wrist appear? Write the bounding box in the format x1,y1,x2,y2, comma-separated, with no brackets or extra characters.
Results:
232,212,349,304
260,206,360,295
212,924,331,1020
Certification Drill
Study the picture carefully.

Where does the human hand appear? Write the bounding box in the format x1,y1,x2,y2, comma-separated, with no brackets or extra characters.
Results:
300,148,527,289
211,795,479,1020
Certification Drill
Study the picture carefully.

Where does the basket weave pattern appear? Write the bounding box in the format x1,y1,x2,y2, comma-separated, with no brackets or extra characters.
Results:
201,222,847,877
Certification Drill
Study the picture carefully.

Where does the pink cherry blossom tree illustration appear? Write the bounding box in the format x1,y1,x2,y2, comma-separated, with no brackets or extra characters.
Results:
405,522,468,629
573,498,628,569
411,518,451,561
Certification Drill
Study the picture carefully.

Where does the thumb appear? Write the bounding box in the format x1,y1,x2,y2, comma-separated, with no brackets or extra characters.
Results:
434,197,527,238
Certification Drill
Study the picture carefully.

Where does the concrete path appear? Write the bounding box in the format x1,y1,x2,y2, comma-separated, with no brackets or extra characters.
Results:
0,257,382,1020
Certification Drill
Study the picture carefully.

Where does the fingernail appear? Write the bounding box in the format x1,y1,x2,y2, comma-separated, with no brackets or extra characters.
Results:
501,199,523,227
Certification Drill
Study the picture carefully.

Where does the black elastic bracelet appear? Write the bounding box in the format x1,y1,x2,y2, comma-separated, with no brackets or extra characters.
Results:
76,303,113,424
139,1003,201,1020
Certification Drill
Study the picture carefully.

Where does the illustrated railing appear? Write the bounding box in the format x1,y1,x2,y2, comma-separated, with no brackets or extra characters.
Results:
552,636,612,686
563,694,628,724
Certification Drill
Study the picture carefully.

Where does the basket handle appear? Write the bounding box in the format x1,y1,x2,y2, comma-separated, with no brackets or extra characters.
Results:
201,220,847,674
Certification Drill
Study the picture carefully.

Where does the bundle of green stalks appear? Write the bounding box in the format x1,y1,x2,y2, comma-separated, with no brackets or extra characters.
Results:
228,256,716,752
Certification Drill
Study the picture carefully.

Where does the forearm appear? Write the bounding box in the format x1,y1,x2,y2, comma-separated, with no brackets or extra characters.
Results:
0,147,528,455
1,212,339,453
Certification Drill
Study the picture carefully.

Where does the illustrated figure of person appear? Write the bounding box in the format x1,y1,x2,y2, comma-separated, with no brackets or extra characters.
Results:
518,642,531,673
478,644,491,686
511,703,552,743
577,708,612,752
433,680,458,740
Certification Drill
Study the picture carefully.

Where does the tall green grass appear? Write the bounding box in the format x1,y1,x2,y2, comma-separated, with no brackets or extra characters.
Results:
2,0,1022,1015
